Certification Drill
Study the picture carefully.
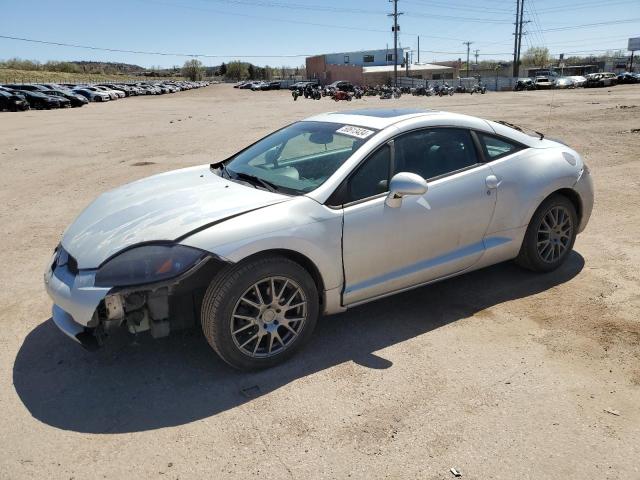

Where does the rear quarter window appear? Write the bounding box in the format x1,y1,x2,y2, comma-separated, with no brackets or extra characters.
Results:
478,133,524,160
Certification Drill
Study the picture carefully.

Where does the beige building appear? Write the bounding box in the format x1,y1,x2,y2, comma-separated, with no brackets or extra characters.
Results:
362,63,458,86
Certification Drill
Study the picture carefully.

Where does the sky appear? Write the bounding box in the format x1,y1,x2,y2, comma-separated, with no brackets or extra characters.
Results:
0,0,638,68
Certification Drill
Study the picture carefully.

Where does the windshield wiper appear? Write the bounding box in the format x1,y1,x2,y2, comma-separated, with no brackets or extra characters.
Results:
230,171,279,192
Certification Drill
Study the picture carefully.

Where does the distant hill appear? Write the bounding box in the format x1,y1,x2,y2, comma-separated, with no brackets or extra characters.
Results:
0,57,146,75
0,58,183,78
71,61,146,74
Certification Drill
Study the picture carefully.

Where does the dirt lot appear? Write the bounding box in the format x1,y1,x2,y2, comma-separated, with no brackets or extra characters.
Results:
1,84,639,479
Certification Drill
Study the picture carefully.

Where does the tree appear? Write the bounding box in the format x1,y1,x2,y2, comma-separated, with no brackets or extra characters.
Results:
226,61,248,80
181,59,204,81
219,62,227,76
522,47,551,67
248,64,255,79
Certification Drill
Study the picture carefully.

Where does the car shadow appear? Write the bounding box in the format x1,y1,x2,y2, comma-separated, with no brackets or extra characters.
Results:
13,253,584,433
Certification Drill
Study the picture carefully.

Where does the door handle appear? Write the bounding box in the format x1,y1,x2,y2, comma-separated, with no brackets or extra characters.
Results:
485,175,501,189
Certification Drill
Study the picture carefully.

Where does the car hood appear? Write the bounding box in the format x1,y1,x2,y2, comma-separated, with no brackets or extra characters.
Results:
62,165,289,269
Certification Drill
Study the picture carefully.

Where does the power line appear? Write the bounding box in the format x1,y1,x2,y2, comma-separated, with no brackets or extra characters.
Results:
540,18,640,32
405,11,514,23
157,0,515,24
139,0,467,41
535,0,638,14
403,0,513,14
202,0,384,15
0,34,311,58
527,0,547,46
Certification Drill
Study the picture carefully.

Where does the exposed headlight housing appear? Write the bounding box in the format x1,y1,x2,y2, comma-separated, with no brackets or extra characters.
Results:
95,244,206,287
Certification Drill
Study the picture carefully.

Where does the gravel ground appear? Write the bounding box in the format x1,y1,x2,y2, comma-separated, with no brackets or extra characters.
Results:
1,84,639,479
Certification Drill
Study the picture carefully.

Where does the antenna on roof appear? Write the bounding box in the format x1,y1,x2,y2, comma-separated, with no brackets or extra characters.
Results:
546,80,557,131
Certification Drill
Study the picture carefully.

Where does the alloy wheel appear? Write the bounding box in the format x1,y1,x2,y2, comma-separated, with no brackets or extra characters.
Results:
230,276,307,358
536,206,573,263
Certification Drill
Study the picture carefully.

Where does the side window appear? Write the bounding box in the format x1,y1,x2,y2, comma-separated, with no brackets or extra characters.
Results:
348,145,391,202
478,133,522,160
393,128,479,180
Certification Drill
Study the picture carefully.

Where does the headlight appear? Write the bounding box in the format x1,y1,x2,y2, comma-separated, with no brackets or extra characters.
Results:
94,244,206,287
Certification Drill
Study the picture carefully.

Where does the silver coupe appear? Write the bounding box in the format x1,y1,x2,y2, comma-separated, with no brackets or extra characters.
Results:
45,108,594,369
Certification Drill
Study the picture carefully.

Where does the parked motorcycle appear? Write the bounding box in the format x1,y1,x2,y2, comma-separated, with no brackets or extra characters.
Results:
333,90,352,101
364,86,379,96
470,84,487,94
514,78,535,91
435,83,454,97
311,86,322,100
380,87,401,99
303,84,315,99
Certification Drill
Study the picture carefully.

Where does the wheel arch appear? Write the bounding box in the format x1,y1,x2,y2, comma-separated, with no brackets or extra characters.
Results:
553,188,583,225
230,249,327,306
536,188,583,226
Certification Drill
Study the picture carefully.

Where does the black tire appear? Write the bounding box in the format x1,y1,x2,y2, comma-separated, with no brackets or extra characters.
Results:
201,256,319,370
516,194,578,272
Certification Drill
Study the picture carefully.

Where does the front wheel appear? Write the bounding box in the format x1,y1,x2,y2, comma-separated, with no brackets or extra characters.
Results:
201,256,319,370
516,194,577,272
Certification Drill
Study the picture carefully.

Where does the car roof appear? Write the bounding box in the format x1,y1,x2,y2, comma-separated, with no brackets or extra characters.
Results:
305,109,550,148
305,108,438,129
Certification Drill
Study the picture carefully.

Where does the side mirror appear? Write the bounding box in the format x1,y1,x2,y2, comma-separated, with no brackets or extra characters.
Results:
385,172,428,208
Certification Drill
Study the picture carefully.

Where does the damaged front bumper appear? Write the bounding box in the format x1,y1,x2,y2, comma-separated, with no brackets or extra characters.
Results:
44,249,229,349
44,255,110,349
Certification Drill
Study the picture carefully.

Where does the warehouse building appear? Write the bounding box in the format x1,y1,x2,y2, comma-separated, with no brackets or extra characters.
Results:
307,47,410,85
307,48,458,86
362,63,457,86
311,47,411,68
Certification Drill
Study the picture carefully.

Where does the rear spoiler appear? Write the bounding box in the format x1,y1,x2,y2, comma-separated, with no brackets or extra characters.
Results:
496,120,544,140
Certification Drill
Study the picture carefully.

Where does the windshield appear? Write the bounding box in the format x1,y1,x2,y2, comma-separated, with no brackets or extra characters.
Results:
224,121,375,194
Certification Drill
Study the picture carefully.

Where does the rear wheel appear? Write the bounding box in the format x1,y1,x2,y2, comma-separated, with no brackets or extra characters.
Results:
516,194,577,272
201,256,319,370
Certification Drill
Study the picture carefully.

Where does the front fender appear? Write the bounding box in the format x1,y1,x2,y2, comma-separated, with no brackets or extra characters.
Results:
179,197,344,291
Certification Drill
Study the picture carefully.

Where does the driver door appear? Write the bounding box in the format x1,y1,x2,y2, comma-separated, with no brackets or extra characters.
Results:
341,127,497,306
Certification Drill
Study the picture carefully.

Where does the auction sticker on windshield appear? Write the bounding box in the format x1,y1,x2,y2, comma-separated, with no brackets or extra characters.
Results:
336,125,375,139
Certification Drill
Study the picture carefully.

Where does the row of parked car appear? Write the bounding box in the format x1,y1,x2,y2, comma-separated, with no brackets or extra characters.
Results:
515,71,639,91
0,80,210,111
234,80,282,91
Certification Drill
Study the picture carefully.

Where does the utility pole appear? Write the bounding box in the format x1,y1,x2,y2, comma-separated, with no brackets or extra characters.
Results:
512,0,520,77
417,36,420,64
474,49,480,66
463,41,473,78
516,0,526,76
388,0,404,87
